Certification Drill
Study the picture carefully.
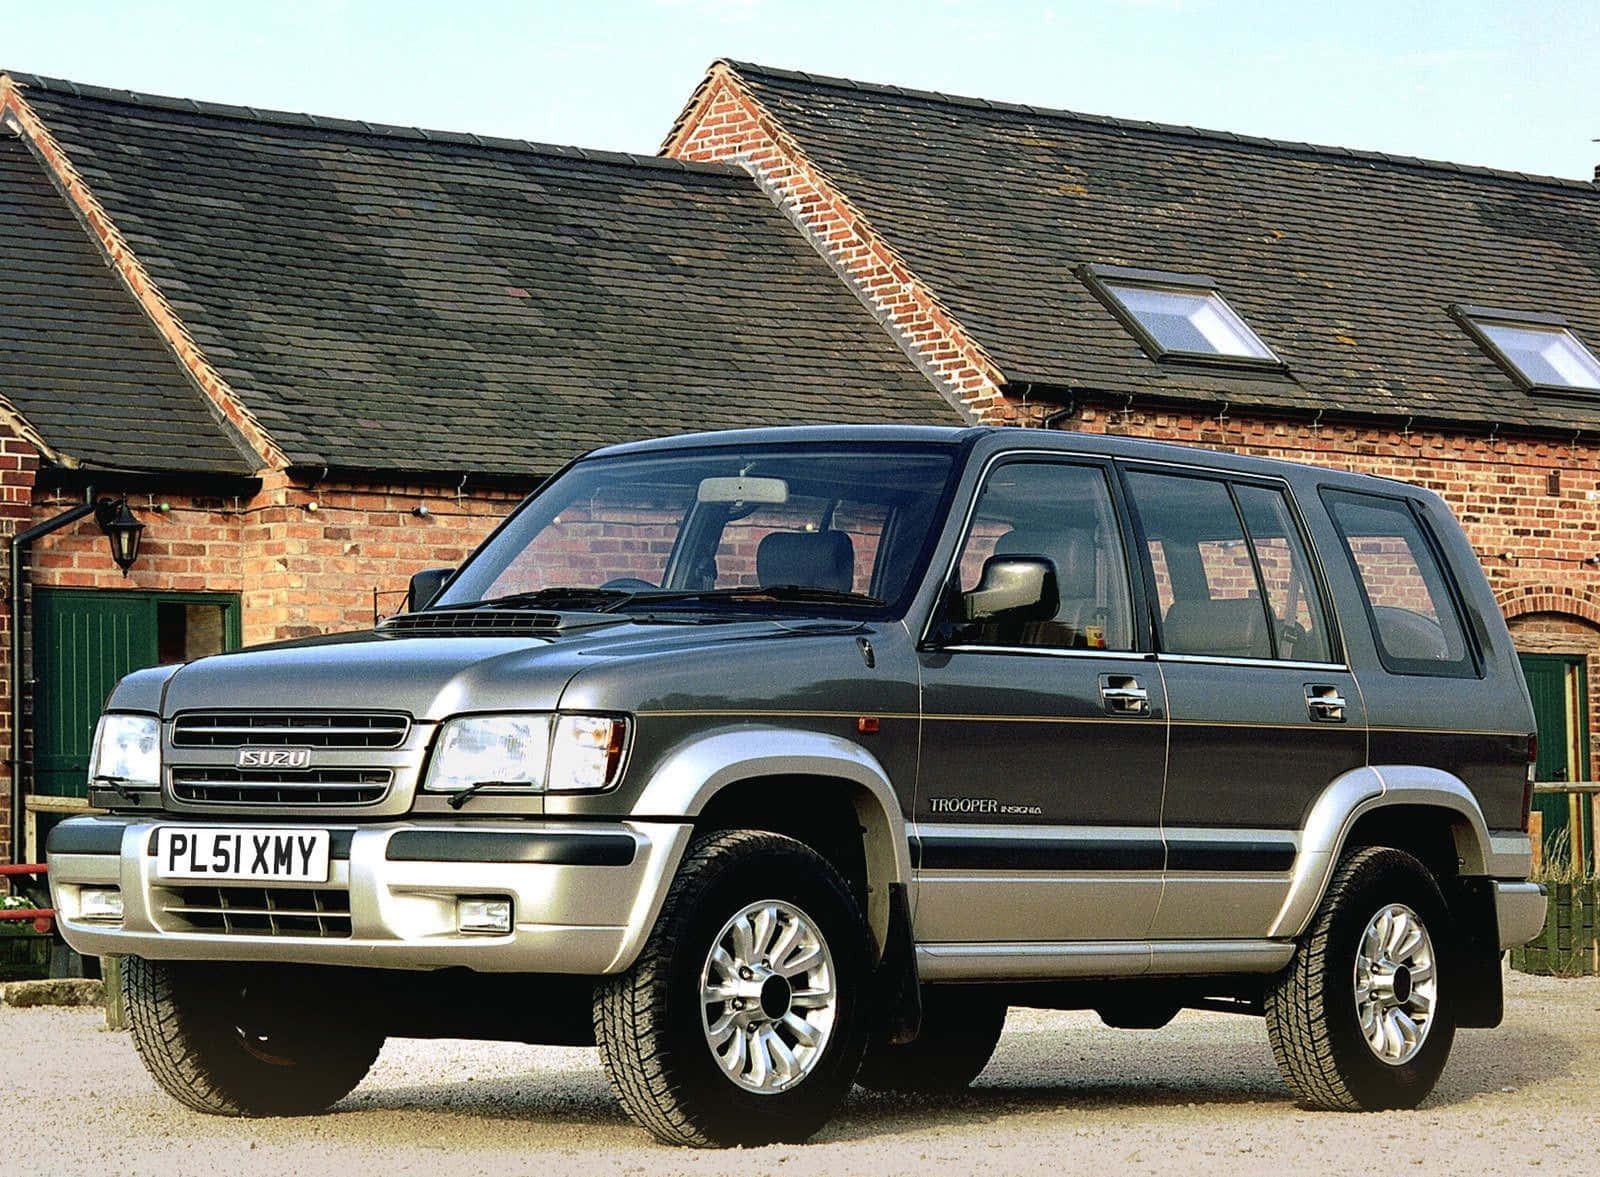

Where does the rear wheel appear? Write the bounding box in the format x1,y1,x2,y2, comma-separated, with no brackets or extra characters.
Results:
124,957,384,1116
856,986,1006,1093
1265,846,1456,1110
593,830,870,1146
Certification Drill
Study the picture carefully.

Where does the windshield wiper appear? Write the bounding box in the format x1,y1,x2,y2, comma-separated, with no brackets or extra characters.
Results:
622,585,885,609
439,587,640,612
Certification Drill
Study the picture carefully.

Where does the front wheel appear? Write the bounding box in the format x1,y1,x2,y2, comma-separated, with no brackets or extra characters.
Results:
1264,846,1456,1110
593,830,870,1146
124,957,385,1116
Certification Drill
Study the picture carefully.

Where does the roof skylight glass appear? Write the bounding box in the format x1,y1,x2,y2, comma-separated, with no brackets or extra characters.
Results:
1083,267,1280,366
1468,317,1600,392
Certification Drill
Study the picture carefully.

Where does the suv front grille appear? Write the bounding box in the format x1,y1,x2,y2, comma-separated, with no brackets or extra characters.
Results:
170,767,392,806
171,712,410,749
160,885,351,938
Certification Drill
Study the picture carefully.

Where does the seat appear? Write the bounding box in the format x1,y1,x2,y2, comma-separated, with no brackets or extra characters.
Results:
1162,598,1272,659
755,530,855,593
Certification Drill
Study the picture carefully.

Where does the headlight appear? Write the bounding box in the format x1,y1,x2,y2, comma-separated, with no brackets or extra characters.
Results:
425,715,552,793
89,713,161,787
424,713,630,795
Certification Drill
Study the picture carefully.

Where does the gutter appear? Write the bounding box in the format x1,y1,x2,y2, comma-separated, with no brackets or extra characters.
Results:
9,492,96,862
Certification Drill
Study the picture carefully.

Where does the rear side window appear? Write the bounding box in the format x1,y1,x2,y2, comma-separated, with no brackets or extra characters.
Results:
1126,470,1333,662
1321,489,1475,677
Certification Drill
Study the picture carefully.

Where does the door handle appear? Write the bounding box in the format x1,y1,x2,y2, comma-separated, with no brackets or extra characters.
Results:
1305,683,1347,723
1099,674,1149,716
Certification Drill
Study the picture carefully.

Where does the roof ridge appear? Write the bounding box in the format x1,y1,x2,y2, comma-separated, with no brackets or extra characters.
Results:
719,59,1598,193
0,68,741,179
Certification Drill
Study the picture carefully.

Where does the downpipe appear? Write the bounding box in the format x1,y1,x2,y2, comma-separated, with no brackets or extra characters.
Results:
9,492,96,862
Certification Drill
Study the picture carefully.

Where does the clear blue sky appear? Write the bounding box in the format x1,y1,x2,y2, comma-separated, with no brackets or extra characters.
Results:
6,0,1598,179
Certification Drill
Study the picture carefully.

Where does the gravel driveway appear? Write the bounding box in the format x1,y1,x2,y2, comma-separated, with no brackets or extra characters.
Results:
7,967,1592,1177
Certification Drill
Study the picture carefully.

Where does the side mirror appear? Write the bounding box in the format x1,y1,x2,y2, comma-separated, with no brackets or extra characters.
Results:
407,567,454,611
960,556,1058,622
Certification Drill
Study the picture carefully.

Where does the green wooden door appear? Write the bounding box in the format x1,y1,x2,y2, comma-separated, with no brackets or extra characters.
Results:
32,590,240,799
1519,652,1590,871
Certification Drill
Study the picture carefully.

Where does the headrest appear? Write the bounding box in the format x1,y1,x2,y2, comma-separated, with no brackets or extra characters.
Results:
756,530,855,593
1163,599,1271,659
995,528,1097,599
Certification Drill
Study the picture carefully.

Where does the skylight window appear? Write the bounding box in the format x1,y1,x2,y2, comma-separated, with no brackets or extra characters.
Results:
1081,265,1280,368
1453,306,1600,394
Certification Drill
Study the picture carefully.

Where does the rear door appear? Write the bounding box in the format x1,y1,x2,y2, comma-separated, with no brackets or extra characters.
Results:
913,457,1167,946
1118,467,1366,940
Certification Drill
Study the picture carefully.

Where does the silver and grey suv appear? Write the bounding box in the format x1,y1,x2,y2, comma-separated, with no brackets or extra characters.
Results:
48,425,1546,1146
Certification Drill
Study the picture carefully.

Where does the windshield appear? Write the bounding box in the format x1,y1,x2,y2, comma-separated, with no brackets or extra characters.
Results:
435,443,960,617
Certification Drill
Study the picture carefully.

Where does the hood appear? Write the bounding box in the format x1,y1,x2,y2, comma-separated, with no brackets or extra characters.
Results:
148,616,866,721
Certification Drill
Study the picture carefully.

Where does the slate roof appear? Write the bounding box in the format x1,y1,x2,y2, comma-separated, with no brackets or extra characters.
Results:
3,72,957,479
716,61,1600,433
0,135,256,474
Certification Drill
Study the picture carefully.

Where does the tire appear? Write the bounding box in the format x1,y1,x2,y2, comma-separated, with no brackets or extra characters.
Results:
1264,846,1457,1111
856,986,1006,1093
124,956,384,1116
593,830,871,1147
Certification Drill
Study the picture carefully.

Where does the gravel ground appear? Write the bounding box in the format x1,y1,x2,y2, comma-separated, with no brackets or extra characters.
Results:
6,967,1592,1177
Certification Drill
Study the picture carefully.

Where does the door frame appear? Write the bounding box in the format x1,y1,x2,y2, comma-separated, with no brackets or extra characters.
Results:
1518,651,1591,871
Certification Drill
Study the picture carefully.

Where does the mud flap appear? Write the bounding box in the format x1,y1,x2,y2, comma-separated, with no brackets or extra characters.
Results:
1448,877,1504,1029
873,882,923,1045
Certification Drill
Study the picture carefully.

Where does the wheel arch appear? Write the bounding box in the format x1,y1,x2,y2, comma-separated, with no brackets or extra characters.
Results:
631,726,912,956
1270,766,1497,938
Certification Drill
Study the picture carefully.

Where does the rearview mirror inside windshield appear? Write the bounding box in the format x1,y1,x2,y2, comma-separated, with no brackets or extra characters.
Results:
697,476,789,504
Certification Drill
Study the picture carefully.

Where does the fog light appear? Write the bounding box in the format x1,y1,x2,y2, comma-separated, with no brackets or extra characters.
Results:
79,887,123,923
456,896,512,935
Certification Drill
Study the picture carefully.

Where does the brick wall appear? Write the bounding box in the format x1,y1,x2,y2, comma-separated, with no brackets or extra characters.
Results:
237,471,520,643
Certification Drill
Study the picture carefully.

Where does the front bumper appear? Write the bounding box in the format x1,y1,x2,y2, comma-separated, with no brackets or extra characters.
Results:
46,816,692,974
1494,880,1548,950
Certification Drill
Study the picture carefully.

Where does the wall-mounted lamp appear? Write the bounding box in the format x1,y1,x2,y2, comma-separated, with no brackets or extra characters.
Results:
94,497,145,576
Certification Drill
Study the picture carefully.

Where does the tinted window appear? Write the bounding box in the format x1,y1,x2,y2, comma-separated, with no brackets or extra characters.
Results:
1234,484,1334,664
1127,472,1273,660
952,462,1135,651
1321,489,1474,676
439,446,956,618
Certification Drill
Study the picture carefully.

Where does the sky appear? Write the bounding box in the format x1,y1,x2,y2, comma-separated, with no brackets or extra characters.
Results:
5,0,1599,180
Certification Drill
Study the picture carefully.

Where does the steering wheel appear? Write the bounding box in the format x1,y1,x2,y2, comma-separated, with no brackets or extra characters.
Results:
599,577,657,591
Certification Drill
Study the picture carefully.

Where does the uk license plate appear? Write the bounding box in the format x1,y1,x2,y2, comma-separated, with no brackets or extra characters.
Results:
153,827,331,883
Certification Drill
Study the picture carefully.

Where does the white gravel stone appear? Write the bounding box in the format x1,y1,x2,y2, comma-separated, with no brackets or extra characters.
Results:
4,967,1591,1176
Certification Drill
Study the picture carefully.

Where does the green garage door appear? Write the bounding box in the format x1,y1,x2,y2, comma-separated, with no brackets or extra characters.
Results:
32,590,240,799
1519,652,1590,872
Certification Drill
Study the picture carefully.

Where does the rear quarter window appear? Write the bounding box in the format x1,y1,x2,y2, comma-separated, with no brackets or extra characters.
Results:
1320,488,1477,678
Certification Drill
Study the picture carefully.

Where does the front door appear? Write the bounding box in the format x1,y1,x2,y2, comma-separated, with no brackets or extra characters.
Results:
1519,652,1590,871
914,458,1166,946
33,590,240,800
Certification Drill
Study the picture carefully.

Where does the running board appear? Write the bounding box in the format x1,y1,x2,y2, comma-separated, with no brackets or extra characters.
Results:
916,939,1295,981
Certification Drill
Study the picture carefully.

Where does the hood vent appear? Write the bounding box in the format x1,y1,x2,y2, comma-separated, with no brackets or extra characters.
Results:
378,608,565,637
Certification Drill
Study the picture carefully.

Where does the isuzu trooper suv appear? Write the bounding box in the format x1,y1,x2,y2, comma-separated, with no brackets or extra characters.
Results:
46,425,1545,1146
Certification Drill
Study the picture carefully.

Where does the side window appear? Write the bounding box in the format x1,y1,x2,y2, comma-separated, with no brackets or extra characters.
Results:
1233,485,1334,664
951,461,1135,651
1321,489,1474,676
1126,471,1273,659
